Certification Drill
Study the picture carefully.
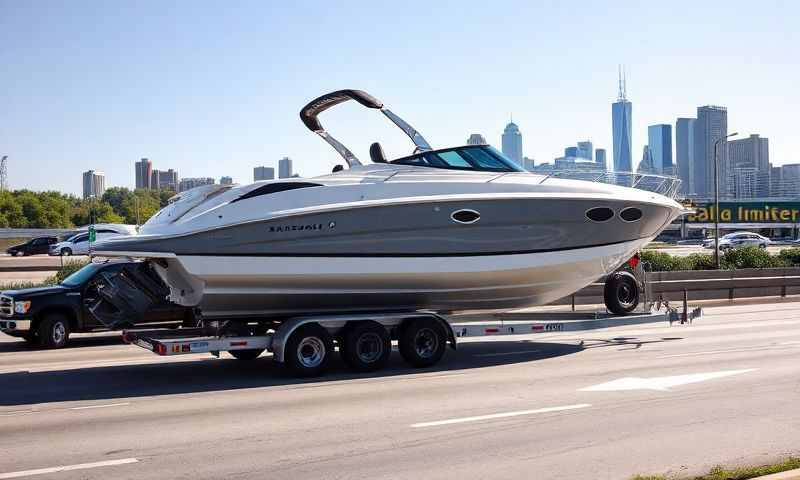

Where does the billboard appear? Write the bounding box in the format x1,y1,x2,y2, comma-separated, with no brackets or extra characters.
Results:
686,201,800,223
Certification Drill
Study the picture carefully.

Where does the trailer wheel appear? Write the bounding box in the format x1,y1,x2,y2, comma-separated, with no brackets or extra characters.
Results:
38,313,70,349
604,271,639,315
340,321,391,372
223,322,264,361
284,324,333,377
398,317,446,368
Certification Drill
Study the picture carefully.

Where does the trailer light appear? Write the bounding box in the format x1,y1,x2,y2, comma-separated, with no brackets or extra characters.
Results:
14,301,31,314
627,254,640,269
230,341,248,347
484,328,499,334
181,344,190,352
154,343,167,355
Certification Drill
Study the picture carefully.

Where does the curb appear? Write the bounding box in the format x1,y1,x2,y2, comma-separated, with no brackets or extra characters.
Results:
754,468,800,480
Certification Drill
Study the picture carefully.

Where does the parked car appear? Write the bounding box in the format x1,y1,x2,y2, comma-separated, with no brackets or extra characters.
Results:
5,236,59,256
0,260,196,348
703,231,770,250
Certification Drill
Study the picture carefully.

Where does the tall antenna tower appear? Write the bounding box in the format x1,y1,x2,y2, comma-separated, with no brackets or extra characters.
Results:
0,156,8,191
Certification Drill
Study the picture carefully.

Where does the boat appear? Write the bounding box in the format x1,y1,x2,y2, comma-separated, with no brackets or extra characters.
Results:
92,89,684,323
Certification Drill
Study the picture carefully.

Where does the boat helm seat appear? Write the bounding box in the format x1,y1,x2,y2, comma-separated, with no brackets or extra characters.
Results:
369,142,388,163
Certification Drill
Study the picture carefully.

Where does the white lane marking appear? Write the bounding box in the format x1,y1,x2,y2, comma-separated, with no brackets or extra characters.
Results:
472,350,541,357
580,368,756,392
780,340,800,345
410,403,591,428
657,344,800,358
69,402,130,411
0,458,138,479
0,410,34,417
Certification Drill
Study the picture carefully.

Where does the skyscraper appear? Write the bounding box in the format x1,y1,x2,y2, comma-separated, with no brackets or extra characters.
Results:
564,146,580,158
178,177,215,192
728,134,769,172
220,176,233,185
278,157,293,179
254,166,274,181
693,105,728,198
647,124,673,175
466,134,487,145
150,169,178,191
135,158,152,189
595,149,607,170
612,67,633,172
501,120,523,165
82,170,105,200
675,118,696,196
637,146,654,173
577,141,593,160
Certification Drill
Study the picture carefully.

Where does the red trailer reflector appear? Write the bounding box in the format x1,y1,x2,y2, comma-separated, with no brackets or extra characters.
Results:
485,328,499,334
154,343,167,355
628,253,641,269
532,325,544,332
230,341,248,347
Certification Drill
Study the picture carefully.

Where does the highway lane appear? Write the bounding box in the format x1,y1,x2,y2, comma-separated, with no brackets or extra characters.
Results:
1,301,799,479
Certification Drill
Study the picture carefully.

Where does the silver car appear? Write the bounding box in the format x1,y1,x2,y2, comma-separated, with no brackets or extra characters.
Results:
703,232,770,251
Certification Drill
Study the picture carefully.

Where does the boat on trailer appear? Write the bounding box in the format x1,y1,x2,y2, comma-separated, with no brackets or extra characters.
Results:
92,89,684,324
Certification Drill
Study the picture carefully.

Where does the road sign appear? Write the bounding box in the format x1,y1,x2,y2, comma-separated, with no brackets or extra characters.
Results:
88,225,96,243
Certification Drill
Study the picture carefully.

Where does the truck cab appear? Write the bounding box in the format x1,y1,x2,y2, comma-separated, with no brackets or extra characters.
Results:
0,260,195,348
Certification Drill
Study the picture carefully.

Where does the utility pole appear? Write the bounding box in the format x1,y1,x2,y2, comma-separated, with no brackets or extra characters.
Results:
713,132,738,268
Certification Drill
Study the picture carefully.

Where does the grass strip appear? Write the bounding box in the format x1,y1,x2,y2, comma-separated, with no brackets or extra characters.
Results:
631,457,800,480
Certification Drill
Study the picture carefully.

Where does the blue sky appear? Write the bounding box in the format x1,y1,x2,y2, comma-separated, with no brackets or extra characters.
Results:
1,0,798,195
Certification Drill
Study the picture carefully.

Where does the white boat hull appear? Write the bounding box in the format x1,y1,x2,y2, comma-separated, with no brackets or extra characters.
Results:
155,238,648,318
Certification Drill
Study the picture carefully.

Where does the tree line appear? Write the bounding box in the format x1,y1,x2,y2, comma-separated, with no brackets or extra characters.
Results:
0,187,175,228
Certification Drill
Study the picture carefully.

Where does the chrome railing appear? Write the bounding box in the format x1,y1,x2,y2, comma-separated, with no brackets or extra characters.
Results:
538,171,682,199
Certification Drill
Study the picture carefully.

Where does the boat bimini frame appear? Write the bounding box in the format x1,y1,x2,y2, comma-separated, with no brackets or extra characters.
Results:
299,89,432,167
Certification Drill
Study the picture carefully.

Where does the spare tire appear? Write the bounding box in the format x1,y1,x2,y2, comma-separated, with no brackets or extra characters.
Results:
604,271,639,315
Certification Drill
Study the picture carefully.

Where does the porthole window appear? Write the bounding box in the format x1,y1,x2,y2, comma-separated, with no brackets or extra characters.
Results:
586,207,614,222
451,209,481,224
620,207,643,222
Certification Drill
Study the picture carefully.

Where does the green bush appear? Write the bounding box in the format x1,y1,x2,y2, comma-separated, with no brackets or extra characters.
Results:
642,246,798,271
721,246,787,269
778,247,800,266
44,259,91,285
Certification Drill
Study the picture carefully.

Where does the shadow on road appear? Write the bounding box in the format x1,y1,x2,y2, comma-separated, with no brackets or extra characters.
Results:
0,340,582,406
0,334,122,353
0,335,685,407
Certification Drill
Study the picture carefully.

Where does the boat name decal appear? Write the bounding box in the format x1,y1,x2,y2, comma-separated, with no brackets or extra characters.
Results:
269,223,325,233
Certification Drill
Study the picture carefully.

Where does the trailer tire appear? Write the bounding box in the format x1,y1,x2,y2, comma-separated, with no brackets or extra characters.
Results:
604,271,639,315
284,324,333,377
340,321,391,372
398,317,446,368
38,313,70,349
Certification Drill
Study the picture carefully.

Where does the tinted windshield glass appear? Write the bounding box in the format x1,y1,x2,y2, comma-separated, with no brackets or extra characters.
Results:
61,263,107,286
391,146,524,172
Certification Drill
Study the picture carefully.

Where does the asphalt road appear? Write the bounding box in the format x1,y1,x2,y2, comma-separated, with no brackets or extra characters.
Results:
1,301,799,479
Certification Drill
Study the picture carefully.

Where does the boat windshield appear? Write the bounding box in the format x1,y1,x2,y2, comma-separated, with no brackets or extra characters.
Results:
390,145,525,173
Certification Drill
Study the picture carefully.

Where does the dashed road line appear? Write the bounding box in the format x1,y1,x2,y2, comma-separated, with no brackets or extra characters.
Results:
411,404,591,428
0,458,138,479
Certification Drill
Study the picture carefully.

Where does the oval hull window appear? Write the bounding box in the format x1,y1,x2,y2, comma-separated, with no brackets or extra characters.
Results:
451,209,481,224
620,207,643,222
586,207,614,222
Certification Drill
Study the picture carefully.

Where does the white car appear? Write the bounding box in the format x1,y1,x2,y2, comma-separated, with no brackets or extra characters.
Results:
703,232,770,251
49,229,126,256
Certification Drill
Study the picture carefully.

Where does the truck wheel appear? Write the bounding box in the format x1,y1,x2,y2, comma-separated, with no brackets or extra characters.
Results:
38,314,70,349
398,317,446,368
61,248,72,256
284,324,333,377
340,321,391,372
604,271,639,316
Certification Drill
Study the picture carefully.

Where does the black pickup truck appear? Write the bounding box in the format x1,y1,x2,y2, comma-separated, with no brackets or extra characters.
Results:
0,261,196,348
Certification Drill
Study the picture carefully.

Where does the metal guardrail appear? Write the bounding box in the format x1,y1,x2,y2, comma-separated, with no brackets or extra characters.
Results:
557,268,800,306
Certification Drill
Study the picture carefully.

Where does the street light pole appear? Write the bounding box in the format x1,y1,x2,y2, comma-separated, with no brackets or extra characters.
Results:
713,132,738,269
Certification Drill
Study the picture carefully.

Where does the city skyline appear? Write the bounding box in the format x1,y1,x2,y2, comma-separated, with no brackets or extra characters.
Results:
2,2,798,195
